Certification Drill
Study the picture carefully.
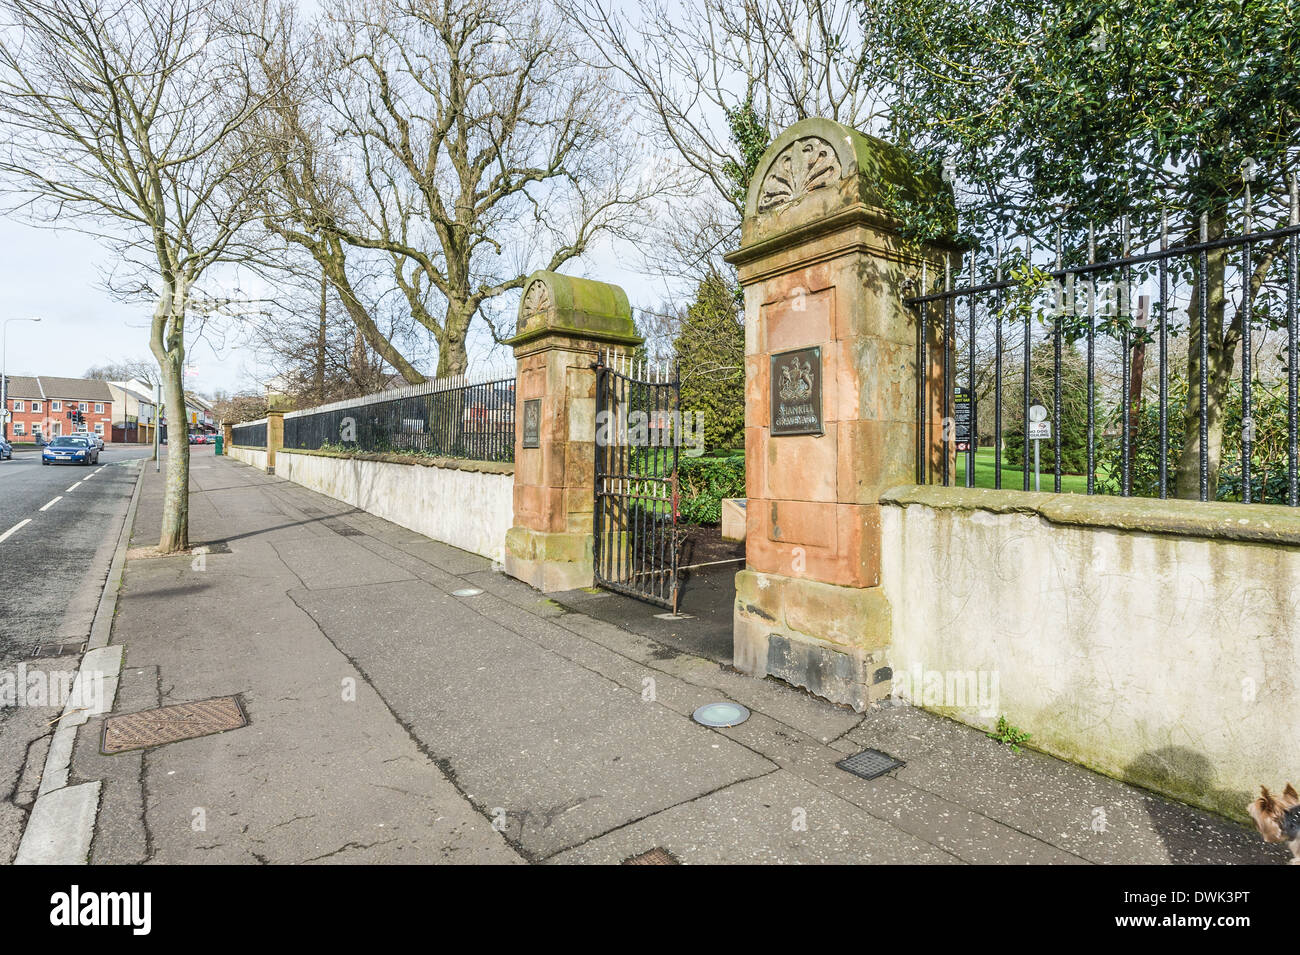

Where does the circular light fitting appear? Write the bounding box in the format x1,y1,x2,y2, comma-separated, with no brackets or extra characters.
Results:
692,702,750,727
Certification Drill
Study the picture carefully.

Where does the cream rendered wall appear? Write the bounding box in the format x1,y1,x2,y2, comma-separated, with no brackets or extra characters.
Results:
881,489,1300,821
275,450,512,562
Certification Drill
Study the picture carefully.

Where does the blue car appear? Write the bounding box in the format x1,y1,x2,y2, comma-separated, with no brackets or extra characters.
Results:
42,435,99,466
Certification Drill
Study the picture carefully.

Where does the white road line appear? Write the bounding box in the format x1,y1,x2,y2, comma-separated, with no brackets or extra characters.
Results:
67,481,82,491
39,496,62,512
0,519,31,543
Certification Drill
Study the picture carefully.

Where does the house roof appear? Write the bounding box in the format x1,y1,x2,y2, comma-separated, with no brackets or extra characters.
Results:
3,375,42,399
110,379,155,404
33,376,114,402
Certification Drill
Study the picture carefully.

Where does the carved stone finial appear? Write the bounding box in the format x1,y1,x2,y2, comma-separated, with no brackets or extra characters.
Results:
519,280,552,332
756,136,842,214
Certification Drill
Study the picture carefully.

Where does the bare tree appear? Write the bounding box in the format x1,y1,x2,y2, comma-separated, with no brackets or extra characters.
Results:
251,0,670,379
564,0,891,281
247,3,429,383
84,357,161,385
0,0,278,552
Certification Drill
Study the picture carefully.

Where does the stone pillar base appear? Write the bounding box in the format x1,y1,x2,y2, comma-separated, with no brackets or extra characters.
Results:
733,568,893,712
505,525,592,593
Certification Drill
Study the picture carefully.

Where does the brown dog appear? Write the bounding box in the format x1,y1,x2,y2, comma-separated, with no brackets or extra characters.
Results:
1248,784,1300,864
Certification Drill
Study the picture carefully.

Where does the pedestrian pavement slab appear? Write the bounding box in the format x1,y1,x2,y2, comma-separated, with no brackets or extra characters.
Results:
64,454,1280,866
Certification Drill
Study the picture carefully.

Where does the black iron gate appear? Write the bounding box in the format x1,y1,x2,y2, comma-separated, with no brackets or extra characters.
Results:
593,352,681,611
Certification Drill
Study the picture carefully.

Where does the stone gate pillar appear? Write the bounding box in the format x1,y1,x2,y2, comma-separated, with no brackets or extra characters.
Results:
266,410,284,474
725,118,956,711
505,271,641,592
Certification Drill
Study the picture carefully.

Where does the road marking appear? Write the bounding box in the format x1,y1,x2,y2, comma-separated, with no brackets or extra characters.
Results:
0,518,31,543
94,466,104,474
40,496,62,512
67,481,82,491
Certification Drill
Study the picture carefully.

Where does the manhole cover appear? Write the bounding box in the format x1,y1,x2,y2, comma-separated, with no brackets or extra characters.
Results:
102,696,248,754
622,847,679,865
692,702,750,727
323,522,362,536
836,748,905,780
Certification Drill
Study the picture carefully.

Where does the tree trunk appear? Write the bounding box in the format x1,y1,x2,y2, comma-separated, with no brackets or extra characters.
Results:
315,270,327,402
150,283,190,554
435,301,472,378
1174,207,1230,500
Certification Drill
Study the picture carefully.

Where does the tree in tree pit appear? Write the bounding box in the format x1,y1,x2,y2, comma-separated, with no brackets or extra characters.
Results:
0,0,278,551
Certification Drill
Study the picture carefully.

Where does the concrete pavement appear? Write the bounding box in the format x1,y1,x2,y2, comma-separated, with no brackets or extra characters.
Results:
47,453,1286,864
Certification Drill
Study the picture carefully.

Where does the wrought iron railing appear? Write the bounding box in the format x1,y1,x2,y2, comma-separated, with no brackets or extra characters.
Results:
282,375,516,463
907,187,1300,506
231,419,267,448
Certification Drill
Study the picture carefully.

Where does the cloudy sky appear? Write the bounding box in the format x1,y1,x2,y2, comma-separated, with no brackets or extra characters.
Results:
0,205,668,399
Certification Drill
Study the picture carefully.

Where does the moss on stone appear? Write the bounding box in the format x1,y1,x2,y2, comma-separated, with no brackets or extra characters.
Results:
881,483,1300,547
278,447,514,475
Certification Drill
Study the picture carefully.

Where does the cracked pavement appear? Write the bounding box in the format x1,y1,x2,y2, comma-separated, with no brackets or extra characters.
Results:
63,454,1283,865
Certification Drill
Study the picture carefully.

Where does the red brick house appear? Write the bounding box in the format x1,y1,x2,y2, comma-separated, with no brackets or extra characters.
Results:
2,376,114,443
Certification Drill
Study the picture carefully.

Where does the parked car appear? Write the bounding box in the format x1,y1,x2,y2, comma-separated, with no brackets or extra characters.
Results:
42,435,98,466
0,438,11,460
73,430,105,450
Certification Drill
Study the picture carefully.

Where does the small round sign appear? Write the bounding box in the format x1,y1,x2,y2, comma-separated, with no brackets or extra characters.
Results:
1029,404,1048,422
692,702,750,728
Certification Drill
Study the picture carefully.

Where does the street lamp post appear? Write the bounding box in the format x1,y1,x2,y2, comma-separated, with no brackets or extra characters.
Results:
1,317,42,441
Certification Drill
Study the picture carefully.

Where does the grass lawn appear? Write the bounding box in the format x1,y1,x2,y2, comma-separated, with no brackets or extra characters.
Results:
965,446,1095,494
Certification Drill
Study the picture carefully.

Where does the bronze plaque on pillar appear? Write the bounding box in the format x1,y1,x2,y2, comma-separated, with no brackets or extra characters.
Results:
770,346,823,436
522,399,541,448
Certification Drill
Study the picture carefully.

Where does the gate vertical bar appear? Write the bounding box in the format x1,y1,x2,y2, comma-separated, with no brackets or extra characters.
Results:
1087,223,1096,495
1199,211,1210,502
1159,212,1169,499
1242,185,1254,502
1289,176,1299,506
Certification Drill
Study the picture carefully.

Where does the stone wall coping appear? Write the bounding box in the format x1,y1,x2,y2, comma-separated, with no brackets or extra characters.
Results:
881,484,1300,547
277,446,515,476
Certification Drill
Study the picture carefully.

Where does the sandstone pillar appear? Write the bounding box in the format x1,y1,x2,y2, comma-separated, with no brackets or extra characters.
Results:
725,118,957,711
266,411,283,474
505,271,641,592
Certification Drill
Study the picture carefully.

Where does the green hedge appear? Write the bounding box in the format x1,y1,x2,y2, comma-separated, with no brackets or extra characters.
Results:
677,453,745,525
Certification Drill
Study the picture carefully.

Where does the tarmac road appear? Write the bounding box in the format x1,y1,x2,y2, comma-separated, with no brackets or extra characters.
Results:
0,443,153,664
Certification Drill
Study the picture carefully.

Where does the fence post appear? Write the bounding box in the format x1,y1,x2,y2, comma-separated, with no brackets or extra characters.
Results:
504,271,641,592
266,411,283,474
724,118,958,711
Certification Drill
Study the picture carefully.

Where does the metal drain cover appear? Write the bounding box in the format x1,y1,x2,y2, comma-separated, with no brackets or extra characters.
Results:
837,748,905,780
102,696,248,754
623,847,680,865
692,702,750,727
452,588,483,597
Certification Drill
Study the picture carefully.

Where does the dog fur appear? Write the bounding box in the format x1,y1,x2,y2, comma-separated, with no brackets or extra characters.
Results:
1248,784,1300,864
